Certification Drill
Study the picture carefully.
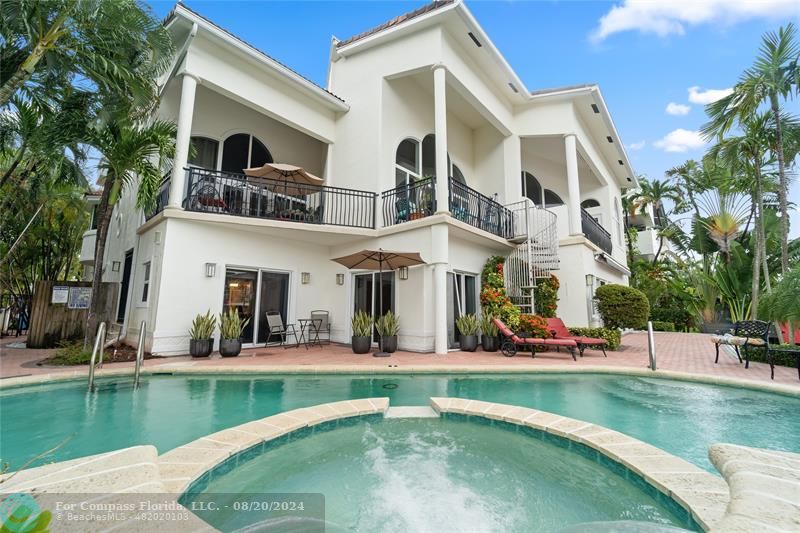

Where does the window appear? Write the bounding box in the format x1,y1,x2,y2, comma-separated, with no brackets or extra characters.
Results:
189,136,219,169
141,262,151,303
395,138,420,187
543,189,564,208
221,134,273,173
89,204,98,230
581,199,600,209
521,171,543,206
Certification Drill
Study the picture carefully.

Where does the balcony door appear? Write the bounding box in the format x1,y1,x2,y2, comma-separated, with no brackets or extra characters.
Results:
447,272,477,349
353,272,395,343
223,269,258,344
223,267,290,346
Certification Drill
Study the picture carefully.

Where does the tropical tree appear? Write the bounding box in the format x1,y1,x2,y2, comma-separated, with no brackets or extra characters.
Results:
84,120,176,346
695,190,751,262
702,23,799,275
628,178,682,225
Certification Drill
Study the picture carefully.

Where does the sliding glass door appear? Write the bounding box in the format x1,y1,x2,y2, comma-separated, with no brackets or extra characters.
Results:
257,271,290,344
447,272,477,348
223,269,258,344
353,272,395,342
223,267,290,346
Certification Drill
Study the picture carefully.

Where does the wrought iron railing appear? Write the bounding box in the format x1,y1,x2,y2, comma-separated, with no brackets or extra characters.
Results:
448,178,514,239
182,167,377,229
381,177,436,227
145,173,171,220
581,207,612,253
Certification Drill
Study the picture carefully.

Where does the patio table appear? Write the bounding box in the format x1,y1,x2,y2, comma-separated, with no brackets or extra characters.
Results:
297,318,323,349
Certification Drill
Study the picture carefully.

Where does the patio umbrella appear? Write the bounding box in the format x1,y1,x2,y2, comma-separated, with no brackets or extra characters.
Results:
244,163,324,196
332,249,426,357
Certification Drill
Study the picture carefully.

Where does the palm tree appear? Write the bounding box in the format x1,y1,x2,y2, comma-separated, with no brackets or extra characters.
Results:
83,120,176,347
628,178,682,226
666,160,704,218
702,23,799,275
0,0,173,114
696,191,751,263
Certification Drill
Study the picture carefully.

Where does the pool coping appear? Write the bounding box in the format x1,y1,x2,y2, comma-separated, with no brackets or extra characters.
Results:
1,364,798,397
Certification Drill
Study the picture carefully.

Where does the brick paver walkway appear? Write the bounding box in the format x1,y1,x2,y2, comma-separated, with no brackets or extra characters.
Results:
1,332,798,388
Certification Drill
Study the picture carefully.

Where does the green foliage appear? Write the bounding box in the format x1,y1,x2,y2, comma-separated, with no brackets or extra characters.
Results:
376,310,400,336
746,345,799,367
188,311,216,340
455,313,479,336
595,284,650,330
651,321,676,332
759,265,800,324
650,292,695,332
479,314,498,336
47,341,92,365
568,327,622,350
518,314,549,338
219,308,250,340
479,256,520,329
533,274,559,318
351,310,372,338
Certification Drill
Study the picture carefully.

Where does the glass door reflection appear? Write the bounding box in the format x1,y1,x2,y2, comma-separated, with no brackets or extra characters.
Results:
223,269,257,344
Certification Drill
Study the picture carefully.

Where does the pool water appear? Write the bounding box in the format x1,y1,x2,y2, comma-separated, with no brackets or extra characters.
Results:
186,417,691,532
1,373,798,471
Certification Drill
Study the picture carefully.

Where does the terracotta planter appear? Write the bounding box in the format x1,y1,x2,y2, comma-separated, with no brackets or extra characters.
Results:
459,334,478,352
219,338,242,357
481,335,498,352
189,338,213,358
352,336,371,354
381,335,398,353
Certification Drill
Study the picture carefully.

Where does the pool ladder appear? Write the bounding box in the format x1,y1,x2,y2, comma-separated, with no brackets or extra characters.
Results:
88,321,146,391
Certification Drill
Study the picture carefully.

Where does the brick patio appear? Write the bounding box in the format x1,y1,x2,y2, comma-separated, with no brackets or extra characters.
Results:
2,332,798,389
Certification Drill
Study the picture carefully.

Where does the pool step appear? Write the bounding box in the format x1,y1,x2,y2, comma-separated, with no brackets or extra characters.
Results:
384,406,440,419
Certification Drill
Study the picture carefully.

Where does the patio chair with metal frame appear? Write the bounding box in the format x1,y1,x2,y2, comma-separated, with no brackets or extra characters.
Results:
309,310,331,345
266,311,299,348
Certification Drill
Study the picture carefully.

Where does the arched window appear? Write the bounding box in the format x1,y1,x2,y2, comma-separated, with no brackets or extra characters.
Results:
581,199,600,209
543,189,564,208
422,134,436,178
395,138,420,187
521,171,543,206
452,165,466,184
189,136,219,169
221,133,273,173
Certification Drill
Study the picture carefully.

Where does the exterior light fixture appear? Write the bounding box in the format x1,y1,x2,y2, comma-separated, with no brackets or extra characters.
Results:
111,261,121,272
301,272,311,284
336,273,345,285
585,274,595,286
205,262,216,278
399,266,409,281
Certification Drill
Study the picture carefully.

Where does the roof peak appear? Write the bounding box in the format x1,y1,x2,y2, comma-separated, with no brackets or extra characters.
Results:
336,0,455,48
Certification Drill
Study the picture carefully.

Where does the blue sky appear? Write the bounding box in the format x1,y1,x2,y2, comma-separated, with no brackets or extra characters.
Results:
147,0,800,236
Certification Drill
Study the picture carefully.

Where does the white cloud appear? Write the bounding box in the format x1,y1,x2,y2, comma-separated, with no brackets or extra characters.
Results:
628,140,646,151
665,102,691,116
653,129,706,153
590,0,800,42
687,86,733,104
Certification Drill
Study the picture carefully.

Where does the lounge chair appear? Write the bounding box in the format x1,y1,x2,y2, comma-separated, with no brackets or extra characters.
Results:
492,318,578,360
546,317,608,357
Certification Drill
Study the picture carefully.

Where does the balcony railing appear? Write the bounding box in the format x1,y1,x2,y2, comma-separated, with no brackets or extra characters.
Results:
181,167,377,229
381,177,436,228
581,207,612,253
145,174,171,220
449,178,514,239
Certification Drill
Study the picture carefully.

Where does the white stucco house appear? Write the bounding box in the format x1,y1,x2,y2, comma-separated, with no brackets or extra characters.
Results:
81,0,635,355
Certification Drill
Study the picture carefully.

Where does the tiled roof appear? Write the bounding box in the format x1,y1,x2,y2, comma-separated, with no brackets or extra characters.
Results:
166,2,346,104
336,0,455,48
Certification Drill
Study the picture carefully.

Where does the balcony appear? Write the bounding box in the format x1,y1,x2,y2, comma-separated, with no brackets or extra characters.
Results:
381,177,436,228
581,207,612,254
149,168,377,229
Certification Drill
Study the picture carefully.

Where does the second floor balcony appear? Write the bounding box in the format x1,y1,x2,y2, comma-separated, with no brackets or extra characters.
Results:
581,207,612,254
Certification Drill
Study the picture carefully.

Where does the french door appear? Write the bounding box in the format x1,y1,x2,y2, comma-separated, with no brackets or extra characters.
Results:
447,272,477,348
223,267,290,346
353,272,395,343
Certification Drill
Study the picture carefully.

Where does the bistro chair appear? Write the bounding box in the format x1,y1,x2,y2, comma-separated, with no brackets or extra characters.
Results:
309,310,331,345
266,311,299,349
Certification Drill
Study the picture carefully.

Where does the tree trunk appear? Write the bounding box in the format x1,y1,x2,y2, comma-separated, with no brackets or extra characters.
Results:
0,143,27,188
83,175,114,348
750,168,763,320
770,94,790,275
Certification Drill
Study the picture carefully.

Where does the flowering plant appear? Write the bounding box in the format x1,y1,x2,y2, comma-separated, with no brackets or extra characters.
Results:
518,314,549,338
480,256,520,329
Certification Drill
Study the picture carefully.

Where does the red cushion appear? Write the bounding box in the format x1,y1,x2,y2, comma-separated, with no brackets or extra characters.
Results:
544,338,578,347
545,318,571,338
570,336,607,345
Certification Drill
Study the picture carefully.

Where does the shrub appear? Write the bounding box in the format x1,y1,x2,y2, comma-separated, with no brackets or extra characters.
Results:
455,313,479,336
376,310,400,336
595,284,650,330
568,327,622,350
219,308,250,340
747,345,799,368
47,341,93,365
479,314,498,336
351,310,372,337
534,274,559,318
189,311,216,340
518,314,549,338
480,256,520,329
651,321,675,332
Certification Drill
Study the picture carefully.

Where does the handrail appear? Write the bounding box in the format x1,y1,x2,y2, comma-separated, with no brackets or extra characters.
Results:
581,207,613,254
448,178,514,239
145,173,171,220
87,322,107,391
381,177,436,227
133,321,145,389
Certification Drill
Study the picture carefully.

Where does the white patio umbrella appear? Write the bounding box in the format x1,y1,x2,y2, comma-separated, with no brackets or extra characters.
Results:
244,163,324,196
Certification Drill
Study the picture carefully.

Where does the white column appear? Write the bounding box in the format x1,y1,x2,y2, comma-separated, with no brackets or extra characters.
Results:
432,64,449,214
431,224,449,355
168,73,198,209
565,134,582,235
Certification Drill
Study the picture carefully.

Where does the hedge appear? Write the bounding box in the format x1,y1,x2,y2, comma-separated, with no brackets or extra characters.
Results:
651,321,675,332
745,345,799,368
568,327,621,350
595,284,650,330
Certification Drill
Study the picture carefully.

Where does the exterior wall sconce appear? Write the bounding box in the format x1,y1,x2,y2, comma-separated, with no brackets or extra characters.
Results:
301,272,311,284
111,261,121,272
336,273,345,285
585,274,594,286
399,266,409,281
205,262,216,278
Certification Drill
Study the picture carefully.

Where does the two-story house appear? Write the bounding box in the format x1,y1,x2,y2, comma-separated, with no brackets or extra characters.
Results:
81,0,635,355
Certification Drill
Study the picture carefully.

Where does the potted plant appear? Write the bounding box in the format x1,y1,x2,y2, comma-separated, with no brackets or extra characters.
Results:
456,313,479,352
218,308,250,357
479,314,499,352
351,310,372,354
188,311,216,357
376,310,400,353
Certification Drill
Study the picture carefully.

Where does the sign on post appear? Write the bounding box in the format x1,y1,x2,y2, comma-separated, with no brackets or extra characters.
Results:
51,286,69,304
67,287,92,309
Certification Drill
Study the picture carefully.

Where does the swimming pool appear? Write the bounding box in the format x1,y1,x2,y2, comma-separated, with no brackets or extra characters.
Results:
183,417,694,532
1,373,798,471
